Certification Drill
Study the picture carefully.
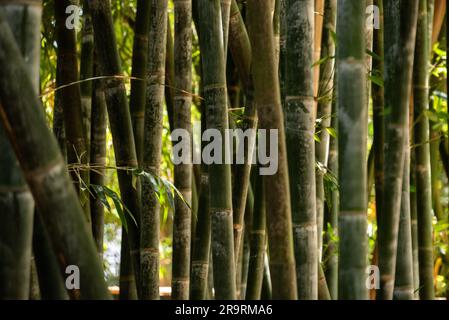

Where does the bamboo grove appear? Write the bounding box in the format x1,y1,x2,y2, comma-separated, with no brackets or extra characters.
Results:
1,0,449,301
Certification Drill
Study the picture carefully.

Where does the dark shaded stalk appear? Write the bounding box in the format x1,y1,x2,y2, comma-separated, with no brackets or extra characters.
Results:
378,0,419,300
119,232,138,300
0,9,110,299
393,121,414,300
141,0,168,300
0,2,40,300
89,0,141,295
80,0,94,151
245,172,266,300
413,0,435,300
55,0,90,224
336,0,368,300
171,0,193,300
196,0,236,300
410,143,420,299
165,19,175,132
372,0,384,237
228,0,257,263
285,0,317,300
90,78,107,257
247,0,297,299
129,0,151,164
316,0,337,263
33,212,69,300
190,166,211,300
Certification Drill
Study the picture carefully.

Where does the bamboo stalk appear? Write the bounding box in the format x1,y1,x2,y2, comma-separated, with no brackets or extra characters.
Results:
372,0,385,243
196,0,236,300
55,0,90,225
247,0,297,299
228,0,258,264
130,0,151,164
90,77,107,258
80,0,94,152
316,0,336,264
140,0,168,300
89,0,141,296
33,212,69,300
285,0,318,300
378,0,419,300
0,2,40,300
393,118,414,300
336,0,368,300
172,0,193,300
0,8,110,299
245,172,266,300
413,0,435,300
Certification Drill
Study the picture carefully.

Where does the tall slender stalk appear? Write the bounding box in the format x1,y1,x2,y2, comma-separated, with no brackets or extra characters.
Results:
80,0,94,151
413,0,435,300
323,97,338,300
130,0,151,164
33,212,69,300
0,9,110,299
378,0,419,300
372,0,384,241
90,78,107,257
393,122,414,300
196,0,236,300
172,0,193,300
336,0,368,300
89,0,141,295
55,0,90,224
141,0,168,300
285,0,317,300
247,0,297,299
245,172,266,300
0,2,40,299
228,0,257,263
316,0,337,264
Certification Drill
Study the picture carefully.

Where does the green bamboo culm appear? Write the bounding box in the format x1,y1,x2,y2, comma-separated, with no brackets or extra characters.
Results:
0,7,110,299
285,0,318,300
88,0,141,296
130,0,151,164
172,0,193,300
33,212,69,300
247,0,298,299
378,0,419,300
245,172,266,300
90,78,107,258
196,0,236,300
316,0,337,264
323,97,339,300
372,0,384,244
393,118,414,300
55,0,90,225
80,0,94,152
336,0,368,300
0,1,40,299
141,0,168,300
228,0,258,264
413,0,435,300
